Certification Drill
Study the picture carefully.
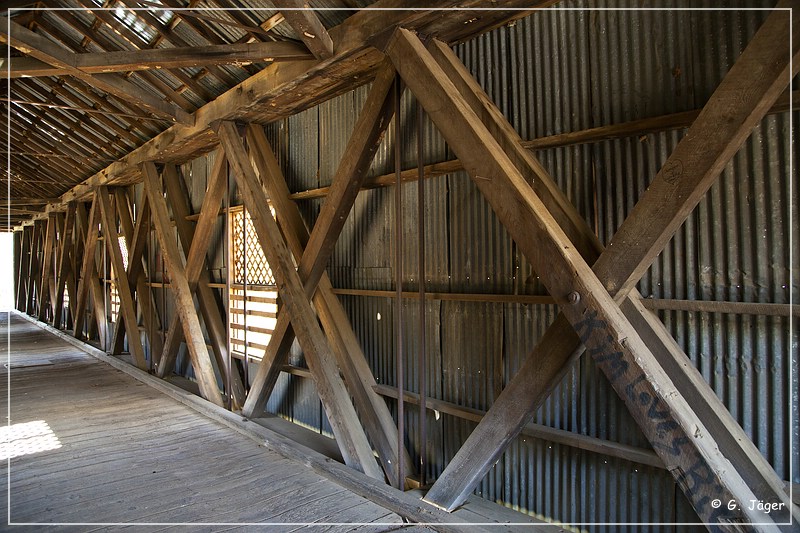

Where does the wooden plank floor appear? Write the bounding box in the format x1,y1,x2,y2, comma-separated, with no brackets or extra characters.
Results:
0,312,426,530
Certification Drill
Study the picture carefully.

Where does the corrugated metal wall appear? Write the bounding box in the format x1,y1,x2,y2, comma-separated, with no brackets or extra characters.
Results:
135,1,797,529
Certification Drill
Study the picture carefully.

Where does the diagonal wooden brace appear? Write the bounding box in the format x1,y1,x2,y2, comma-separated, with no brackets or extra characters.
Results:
37,213,57,322
385,26,791,530
142,162,225,408
417,3,799,525
73,194,102,339
26,221,42,315
110,189,164,369
154,160,247,408
53,203,76,329
216,120,384,480
16,227,31,313
242,113,413,482
241,62,398,415
97,186,148,370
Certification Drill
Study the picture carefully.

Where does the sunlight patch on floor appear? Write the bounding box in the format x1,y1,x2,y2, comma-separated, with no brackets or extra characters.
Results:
1,420,62,460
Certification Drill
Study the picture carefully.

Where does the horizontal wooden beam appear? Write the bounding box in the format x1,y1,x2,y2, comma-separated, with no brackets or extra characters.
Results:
2,41,313,78
288,89,800,201
373,385,665,470
331,288,800,317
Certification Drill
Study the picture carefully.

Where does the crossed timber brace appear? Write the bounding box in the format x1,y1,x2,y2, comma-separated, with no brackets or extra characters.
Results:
96,186,149,370
52,203,77,330
142,162,226,408
37,212,57,322
72,195,107,347
15,226,31,313
215,119,386,481
27,220,44,316
237,62,413,484
153,158,247,409
382,4,798,529
109,189,164,369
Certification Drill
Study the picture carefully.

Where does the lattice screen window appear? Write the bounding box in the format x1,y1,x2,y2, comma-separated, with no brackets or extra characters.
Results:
230,207,275,286
108,235,128,324
228,206,278,363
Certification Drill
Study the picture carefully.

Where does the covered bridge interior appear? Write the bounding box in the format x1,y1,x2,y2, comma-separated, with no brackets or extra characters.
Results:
2,1,799,531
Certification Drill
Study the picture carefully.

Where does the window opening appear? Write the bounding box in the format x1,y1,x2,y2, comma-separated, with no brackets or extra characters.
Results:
108,235,128,325
228,206,278,363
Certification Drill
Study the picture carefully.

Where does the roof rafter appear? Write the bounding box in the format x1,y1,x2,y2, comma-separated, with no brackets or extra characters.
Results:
3,40,312,77
17,0,555,222
0,16,193,124
36,7,197,113
271,0,334,60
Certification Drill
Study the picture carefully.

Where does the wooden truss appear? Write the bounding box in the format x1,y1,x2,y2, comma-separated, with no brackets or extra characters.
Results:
376,4,798,529
109,189,164,368
215,120,384,480
141,162,225,407
154,160,247,409
73,199,108,347
52,202,77,330
9,3,797,531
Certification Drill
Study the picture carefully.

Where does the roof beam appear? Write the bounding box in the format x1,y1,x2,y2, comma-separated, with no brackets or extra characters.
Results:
2,41,312,77
271,0,334,59
16,0,553,225
0,16,193,124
